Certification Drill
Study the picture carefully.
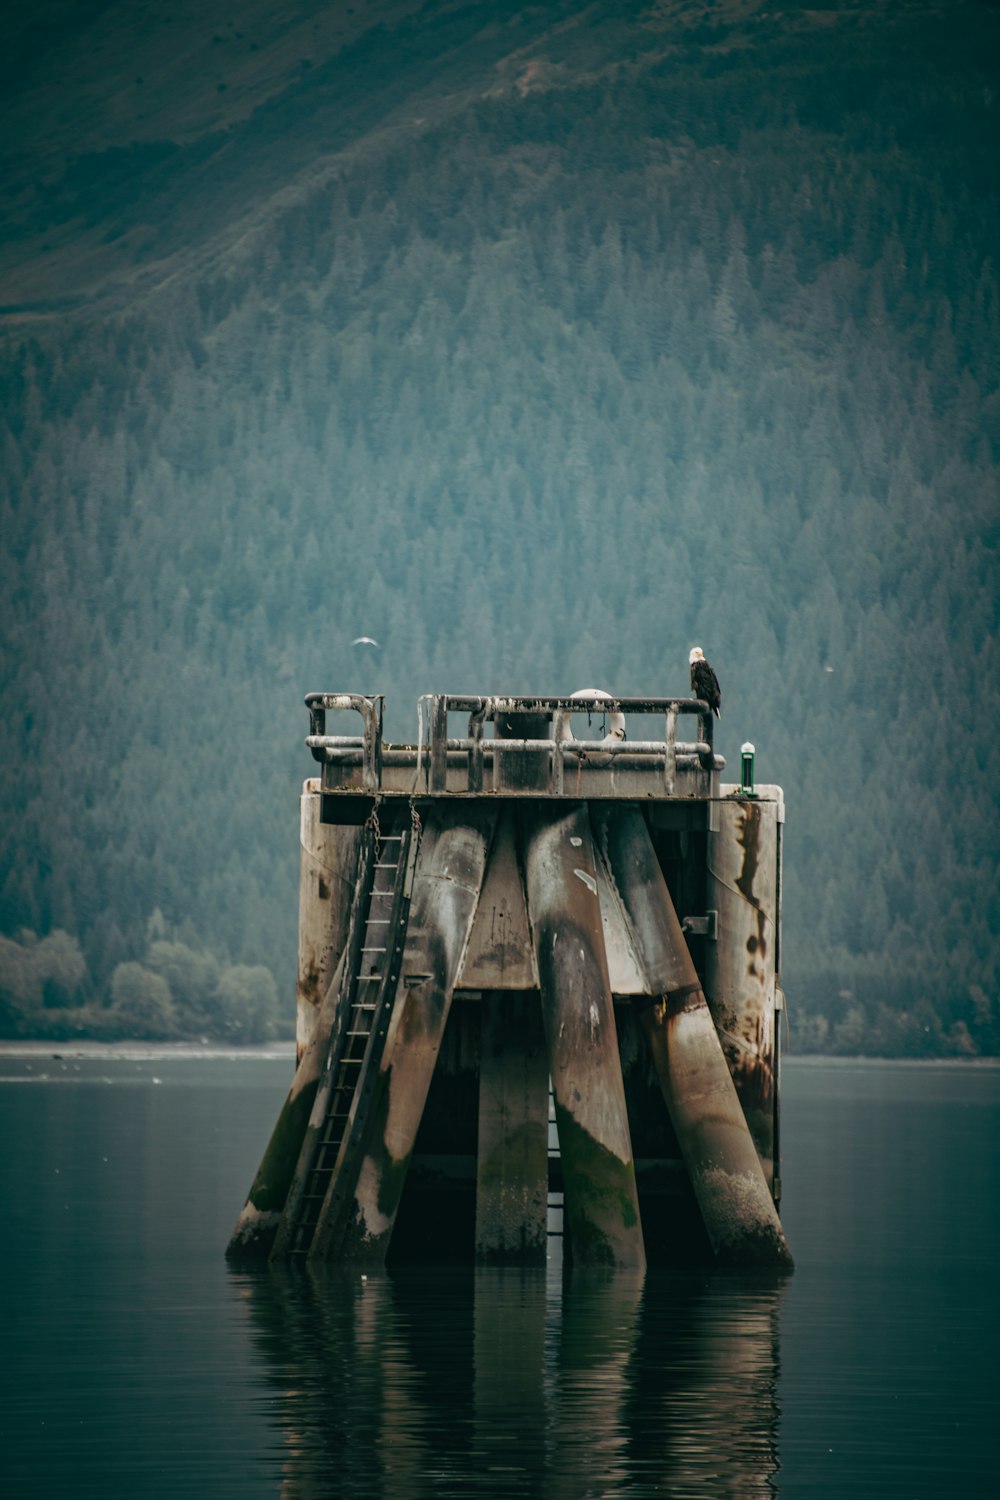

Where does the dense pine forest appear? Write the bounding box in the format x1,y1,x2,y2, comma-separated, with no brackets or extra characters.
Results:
1,0,997,1053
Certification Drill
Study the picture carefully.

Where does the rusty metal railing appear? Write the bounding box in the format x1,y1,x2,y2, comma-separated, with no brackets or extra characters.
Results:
306,693,384,790
305,692,722,797
429,694,717,794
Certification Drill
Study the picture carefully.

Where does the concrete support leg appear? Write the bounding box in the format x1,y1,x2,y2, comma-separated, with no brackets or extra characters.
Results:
518,804,645,1271
226,949,346,1258
311,806,496,1265
475,990,549,1265
297,782,362,1063
704,794,783,1179
596,804,792,1269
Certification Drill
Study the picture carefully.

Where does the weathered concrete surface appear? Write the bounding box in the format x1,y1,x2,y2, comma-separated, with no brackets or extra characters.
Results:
226,948,346,1258
595,852,648,996
297,781,362,1062
459,808,538,990
475,990,549,1264
704,791,783,1172
596,804,792,1269
312,805,497,1264
518,803,645,1271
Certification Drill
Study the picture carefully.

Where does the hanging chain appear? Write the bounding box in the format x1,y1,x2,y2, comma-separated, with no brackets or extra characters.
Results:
366,797,382,857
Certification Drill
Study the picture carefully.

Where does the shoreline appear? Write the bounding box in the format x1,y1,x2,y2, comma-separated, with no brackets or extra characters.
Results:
0,1040,995,1067
0,1039,295,1061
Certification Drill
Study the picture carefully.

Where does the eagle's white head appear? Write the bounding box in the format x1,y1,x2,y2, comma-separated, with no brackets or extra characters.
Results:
689,646,705,665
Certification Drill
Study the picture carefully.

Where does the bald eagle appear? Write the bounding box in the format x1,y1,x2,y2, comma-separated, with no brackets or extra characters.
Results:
689,647,721,718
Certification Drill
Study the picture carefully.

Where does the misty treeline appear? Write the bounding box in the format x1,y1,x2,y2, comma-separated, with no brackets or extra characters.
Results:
0,920,281,1043
1,8,997,1052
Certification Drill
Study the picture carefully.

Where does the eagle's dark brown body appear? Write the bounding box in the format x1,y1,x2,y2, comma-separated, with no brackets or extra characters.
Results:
691,655,721,717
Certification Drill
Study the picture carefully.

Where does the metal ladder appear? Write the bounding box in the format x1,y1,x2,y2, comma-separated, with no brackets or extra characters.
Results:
285,818,413,1258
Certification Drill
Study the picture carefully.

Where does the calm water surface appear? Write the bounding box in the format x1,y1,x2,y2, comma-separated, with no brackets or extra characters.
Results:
1,1053,996,1498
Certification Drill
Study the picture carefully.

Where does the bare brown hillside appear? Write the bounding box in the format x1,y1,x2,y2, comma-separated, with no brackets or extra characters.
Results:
0,0,912,316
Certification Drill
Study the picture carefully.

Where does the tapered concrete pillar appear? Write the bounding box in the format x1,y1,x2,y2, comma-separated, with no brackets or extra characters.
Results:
518,803,645,1271
596,804,792,1269
310,805,497,1264
475,991,549,1264
226,947,347,1258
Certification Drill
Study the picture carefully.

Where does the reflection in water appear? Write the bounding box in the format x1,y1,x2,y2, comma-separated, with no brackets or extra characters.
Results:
230,1261,787,1498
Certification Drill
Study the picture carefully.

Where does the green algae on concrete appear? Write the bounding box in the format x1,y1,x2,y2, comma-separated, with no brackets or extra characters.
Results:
554,1102,643,1268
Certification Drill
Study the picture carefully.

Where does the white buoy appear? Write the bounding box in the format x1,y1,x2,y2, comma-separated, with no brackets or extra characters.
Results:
553,688,626,745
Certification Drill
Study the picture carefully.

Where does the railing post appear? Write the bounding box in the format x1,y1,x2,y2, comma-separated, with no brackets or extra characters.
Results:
430,695,449,791
663,705,677,795
467,702,486,793
699,707,715,771
553,737,565,795
360,695,384,791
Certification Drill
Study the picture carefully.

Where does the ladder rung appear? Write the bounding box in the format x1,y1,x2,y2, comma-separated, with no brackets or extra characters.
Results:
290,833,409,1262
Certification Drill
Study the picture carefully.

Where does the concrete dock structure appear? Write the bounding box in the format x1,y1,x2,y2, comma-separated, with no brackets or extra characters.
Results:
228,689,792,1271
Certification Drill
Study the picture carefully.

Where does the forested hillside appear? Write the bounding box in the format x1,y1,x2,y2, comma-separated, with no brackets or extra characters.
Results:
1,0,997,1052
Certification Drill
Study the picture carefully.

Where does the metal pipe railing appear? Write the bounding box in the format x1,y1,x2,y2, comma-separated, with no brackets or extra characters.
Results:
304,693,383,790
305,692,722,795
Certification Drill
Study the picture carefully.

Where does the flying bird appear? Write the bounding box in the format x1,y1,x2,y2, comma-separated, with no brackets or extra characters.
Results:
689,646,721,718
351,636,380,648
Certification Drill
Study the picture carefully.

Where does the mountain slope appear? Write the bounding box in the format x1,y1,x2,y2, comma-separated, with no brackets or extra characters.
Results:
1,0,998,1052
